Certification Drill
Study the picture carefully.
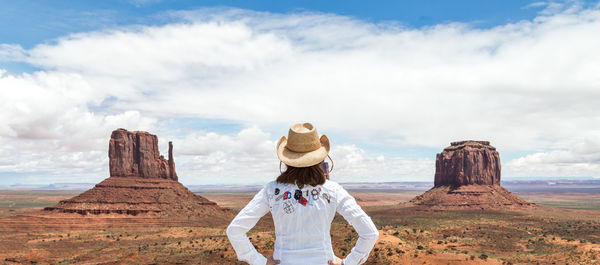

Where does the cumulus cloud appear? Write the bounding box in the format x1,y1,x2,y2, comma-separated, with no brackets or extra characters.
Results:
166,128,433,185
1,4,600,184
169,127,279,184
0,44,27,61
15,6,600,150
505,136,600,178
329,144,434,183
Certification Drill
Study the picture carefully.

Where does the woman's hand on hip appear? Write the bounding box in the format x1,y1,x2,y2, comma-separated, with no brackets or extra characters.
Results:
328,255,343,265
266,255,280,265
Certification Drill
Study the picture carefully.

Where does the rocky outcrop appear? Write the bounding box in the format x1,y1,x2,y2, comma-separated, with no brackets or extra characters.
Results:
44,129,232,221
410,140,534,210
434,140,500,187
109,128,177,181
409,185,532,210
44,177,220,217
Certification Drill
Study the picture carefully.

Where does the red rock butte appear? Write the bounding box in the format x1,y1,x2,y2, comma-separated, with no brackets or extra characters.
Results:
434,141,500,187
109,129,178,180
410,140,534,210
42,128,231,220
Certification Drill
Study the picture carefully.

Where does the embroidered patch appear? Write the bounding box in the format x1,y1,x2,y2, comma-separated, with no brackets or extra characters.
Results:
293,189,302,200
311,189,320,200
298,196,308,206
283,200,295,214
275,194,284,201
322,193,330,203
283,191,290,200
275,188,280,195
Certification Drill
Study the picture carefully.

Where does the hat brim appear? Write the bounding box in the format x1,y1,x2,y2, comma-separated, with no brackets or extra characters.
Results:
277,135,330,167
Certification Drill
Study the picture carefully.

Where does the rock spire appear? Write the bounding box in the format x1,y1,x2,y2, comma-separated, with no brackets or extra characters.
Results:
43,128,232,221
108,128,177,181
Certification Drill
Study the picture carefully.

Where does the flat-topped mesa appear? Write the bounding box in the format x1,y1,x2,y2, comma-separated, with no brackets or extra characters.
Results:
434,140,500,187
109,128,178,181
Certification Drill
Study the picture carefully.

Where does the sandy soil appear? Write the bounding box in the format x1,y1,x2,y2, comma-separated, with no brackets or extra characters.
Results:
0,191,599,264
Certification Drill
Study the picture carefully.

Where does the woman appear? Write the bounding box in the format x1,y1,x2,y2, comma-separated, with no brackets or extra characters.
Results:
227,123,379,265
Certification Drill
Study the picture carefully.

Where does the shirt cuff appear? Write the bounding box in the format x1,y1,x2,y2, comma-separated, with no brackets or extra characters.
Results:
343,251,368,265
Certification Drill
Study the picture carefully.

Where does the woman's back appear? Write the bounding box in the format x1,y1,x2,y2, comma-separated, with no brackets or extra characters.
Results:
226,123,378,265
227,180,378,265
269,180,338,264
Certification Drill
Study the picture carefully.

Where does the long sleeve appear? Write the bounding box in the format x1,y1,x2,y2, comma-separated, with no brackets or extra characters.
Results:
226,187,270,265
335,186,379,265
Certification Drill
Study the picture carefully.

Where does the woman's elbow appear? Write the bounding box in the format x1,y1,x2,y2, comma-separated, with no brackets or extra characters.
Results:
363,222,380,244
364,230,379,242
226,224,238,239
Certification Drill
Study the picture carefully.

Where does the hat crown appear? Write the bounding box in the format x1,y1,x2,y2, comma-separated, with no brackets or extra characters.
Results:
286,123,320,152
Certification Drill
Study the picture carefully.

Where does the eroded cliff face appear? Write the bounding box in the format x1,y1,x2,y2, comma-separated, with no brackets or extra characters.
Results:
42,128,234,219
434,141,501,187
411,140,534,210
109,129,177,181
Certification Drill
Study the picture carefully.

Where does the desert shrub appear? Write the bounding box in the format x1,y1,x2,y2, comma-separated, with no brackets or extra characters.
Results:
479,254,488,260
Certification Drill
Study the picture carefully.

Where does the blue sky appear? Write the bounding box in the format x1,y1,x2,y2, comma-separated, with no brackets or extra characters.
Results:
1,1,600,185
0,0,556,73
2,0,586,49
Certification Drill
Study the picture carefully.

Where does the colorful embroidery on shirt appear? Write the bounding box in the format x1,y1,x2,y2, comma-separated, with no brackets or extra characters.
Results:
322,193,331,203
298,196,308,206
275,194,284,201
283,200,295,214
293,189,302,200
283,191,291,200
311,189,320,200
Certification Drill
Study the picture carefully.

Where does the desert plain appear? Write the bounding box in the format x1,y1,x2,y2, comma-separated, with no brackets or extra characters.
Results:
0,181,599,265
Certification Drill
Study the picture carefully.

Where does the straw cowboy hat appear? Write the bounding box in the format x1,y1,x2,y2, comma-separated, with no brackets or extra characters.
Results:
277,123,330,167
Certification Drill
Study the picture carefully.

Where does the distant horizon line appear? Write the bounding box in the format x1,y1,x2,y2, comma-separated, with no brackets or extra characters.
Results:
2,177,599,188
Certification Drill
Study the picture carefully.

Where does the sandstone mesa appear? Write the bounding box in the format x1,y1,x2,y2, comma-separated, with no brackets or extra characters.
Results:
411,140,534,210
44,128,229,219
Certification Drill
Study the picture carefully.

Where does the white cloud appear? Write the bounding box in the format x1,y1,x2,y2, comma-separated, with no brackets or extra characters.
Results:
329,144,434,183
15,6,600,151
164,129,433,185
0,44,27,61
523,2,548,10
505,136,600,178
2,5,600,184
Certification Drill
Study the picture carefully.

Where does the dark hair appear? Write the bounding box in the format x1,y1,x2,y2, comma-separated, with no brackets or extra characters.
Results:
277,163,326,187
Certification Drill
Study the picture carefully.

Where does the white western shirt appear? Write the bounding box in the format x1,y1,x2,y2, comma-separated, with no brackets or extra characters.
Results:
226,180,379,265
